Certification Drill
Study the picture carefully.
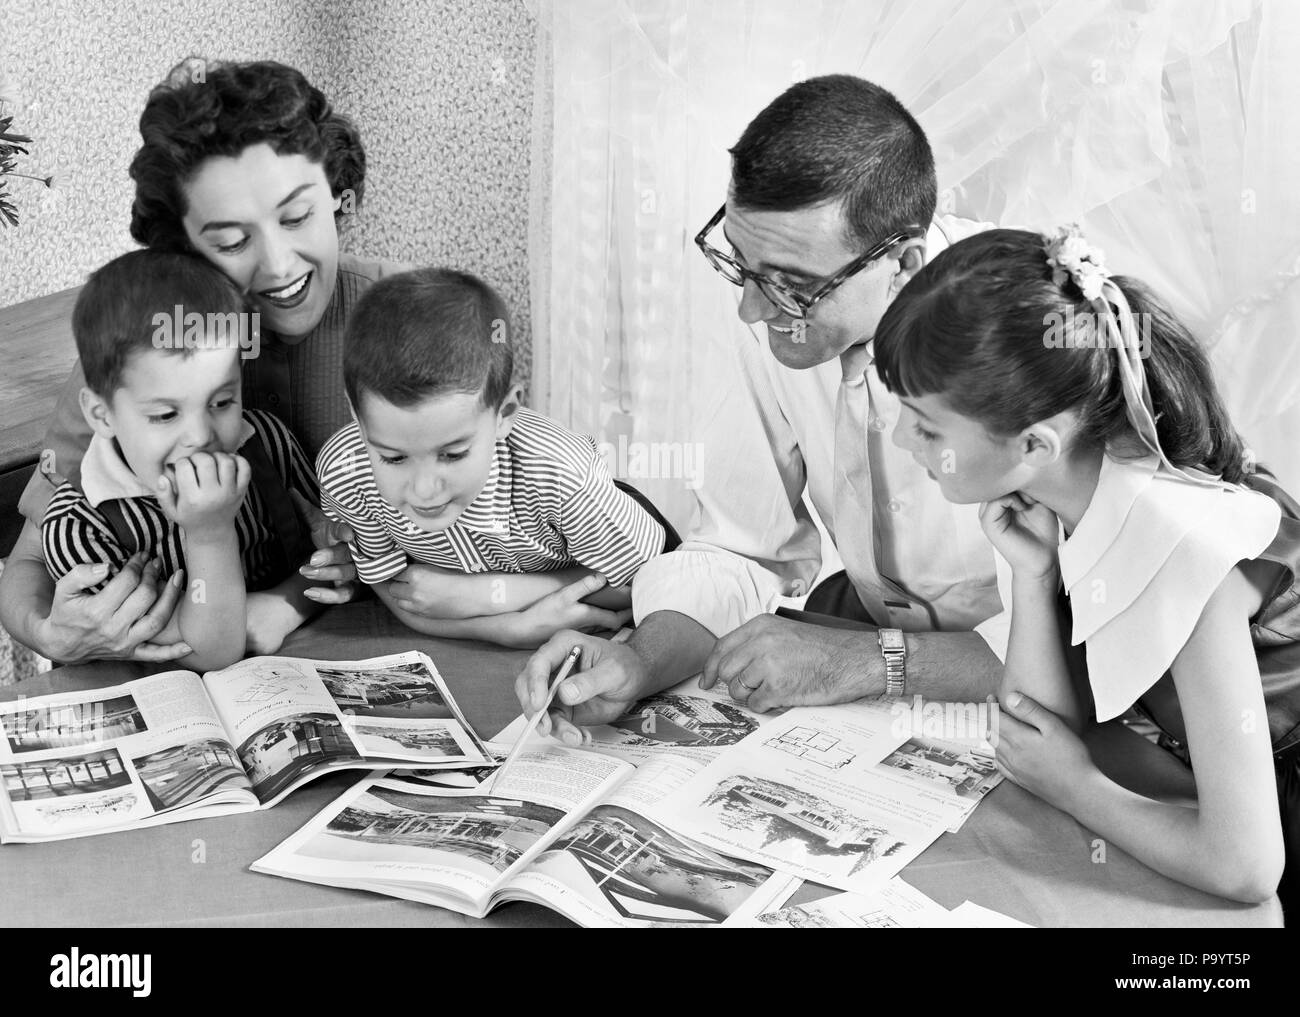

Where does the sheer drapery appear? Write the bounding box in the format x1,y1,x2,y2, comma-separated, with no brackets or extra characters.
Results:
530,0,1298,530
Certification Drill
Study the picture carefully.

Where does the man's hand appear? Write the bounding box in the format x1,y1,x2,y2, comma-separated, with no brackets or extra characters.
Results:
155,452,250,535
515,629,650,745
291,491,362,605
33,552,192,664
504,575,632,648
700,614,878,712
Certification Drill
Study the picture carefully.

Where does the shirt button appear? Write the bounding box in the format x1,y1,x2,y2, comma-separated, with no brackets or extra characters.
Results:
869,416,887,432
268,393,281,406
887,499,903,513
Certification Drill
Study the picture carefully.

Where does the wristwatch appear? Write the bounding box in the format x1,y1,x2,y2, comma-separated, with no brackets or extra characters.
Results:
878,628,907,697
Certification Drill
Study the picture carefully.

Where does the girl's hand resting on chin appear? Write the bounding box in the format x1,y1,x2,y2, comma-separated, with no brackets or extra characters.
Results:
978,492,1060,579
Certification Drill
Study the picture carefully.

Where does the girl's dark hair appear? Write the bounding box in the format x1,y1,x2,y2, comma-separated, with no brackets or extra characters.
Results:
129,58,365,252
873,228,1249,483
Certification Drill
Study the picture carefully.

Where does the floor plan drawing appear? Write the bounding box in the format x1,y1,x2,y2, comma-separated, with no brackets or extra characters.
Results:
763,726,856,770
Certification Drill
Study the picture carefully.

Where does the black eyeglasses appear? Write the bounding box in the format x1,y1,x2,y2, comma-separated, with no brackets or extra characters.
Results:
695,204,924,318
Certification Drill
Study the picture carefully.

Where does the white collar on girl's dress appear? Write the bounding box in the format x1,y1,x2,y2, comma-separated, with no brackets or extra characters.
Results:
80,418,257,509
1059,453,1280,721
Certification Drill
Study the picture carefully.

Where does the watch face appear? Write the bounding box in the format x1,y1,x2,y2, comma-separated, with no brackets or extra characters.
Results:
879,629,905,651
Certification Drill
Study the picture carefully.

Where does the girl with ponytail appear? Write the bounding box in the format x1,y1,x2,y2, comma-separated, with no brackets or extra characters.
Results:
874,226,1300,910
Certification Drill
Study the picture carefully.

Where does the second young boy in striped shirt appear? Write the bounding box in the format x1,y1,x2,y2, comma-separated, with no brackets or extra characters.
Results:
316,268,667,647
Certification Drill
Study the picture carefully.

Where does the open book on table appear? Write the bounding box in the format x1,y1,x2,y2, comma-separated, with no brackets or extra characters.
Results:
252,674,803,926
0,651,488,842
253,676,1006,922
251,742,798,927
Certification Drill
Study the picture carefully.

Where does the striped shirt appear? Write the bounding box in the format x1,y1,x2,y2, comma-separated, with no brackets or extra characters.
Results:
42,410,320,592
317,407,664,586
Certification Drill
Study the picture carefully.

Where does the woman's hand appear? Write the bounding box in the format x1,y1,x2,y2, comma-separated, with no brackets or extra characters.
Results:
978,493,1060,579
33,552,192,664
291,491,362,605
993,691,1096,810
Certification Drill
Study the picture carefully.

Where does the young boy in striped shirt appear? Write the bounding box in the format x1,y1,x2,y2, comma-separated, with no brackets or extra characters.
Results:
40,251,322,670
316,267,667,647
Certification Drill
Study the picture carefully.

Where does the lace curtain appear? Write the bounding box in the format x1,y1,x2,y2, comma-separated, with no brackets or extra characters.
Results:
530,0,1299,529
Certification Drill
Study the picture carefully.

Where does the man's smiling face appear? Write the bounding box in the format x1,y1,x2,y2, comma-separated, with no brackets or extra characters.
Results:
722,199,911,369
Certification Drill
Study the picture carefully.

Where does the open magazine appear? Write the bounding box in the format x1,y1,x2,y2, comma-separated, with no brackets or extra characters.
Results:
647,697,1002,895
0,651,488,842
252,677,799,926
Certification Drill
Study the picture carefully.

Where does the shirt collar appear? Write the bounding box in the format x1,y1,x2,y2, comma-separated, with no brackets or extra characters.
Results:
80,418,257,508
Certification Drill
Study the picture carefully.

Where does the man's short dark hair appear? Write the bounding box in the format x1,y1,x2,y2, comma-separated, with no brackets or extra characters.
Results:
729,74,937,250
343,267,513,414
73,250,247,399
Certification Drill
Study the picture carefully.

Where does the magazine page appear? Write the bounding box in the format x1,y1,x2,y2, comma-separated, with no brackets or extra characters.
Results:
648,698,990,895
851,697,1002,834
500,751,795,927
250,744,632,916
202,651,489,805
492,675,784,768
0,671,255,841
753,877,955,928
946,900,1034,928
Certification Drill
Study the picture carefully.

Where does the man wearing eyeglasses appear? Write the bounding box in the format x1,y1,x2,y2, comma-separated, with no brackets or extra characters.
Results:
518,74,1008,741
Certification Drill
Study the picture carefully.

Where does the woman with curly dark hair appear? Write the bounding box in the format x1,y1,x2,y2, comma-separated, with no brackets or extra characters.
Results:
0,58,399,664
1,57,622,666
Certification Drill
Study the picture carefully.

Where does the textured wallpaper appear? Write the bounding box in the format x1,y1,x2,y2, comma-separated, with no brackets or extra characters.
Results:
0,0,536,385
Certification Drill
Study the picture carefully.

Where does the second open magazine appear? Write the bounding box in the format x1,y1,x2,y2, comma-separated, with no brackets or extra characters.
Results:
0,650,489,842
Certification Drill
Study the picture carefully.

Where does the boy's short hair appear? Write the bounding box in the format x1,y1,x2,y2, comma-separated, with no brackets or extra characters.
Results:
73,250,247,399
343,267,513,413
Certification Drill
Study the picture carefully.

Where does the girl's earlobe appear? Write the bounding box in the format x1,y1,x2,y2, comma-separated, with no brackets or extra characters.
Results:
1023,423,1065,465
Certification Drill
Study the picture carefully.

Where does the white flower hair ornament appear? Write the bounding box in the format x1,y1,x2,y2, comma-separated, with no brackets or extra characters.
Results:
1045,223,1109,301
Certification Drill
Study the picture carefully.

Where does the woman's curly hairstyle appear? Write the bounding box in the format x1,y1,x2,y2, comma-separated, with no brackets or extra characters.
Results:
129,58,365,252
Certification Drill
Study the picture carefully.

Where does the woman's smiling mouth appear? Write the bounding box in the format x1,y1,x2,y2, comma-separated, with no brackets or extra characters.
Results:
258,270,313,308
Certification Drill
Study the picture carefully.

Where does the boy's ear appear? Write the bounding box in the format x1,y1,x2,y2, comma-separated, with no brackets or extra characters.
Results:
78,387,115,440
494,384,524,439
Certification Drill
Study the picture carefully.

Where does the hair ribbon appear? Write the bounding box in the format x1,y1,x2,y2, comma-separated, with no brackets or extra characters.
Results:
1045,224,1225,489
